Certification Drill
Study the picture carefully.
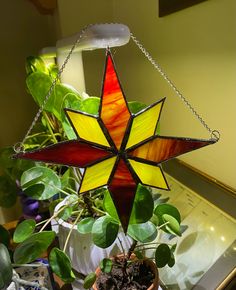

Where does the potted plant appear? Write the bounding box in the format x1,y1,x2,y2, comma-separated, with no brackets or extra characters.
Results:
80,184,181,290
2,55,181,287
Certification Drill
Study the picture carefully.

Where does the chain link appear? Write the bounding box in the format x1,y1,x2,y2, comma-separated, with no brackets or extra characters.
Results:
130,33,220,142
14,25,93,153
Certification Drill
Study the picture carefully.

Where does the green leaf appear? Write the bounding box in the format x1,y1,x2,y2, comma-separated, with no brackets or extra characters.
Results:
49,247,75,283
0,225,10,247
49,198,63,215
84,272,96,289
162,214,181,236
129,184,154,224
25,56,48,75
58,207,73,221
13,219,36,243
134,250,144,259
26,72,54,111
61,94,82,139
154,203,181,225
92,216,119,248
128,101,147,114
21,166,61,200
77,217,95,234
0,243,13,289
53,83,81,120
0,175,17,208
80,97,100,115
168,253,175,268
103,190,119,222
127,221,157,243
13,231,56,264
100,258,113,273
155,244,171,268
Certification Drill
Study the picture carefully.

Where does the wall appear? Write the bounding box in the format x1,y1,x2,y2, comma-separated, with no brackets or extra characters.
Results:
0,0,57,223
56,0,236,190
111,0,236,190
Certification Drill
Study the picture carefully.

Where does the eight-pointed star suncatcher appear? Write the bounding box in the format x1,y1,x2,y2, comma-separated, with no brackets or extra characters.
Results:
15,50,215,232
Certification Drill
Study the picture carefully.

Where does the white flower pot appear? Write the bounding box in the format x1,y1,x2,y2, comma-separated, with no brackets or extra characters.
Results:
54,198,132,289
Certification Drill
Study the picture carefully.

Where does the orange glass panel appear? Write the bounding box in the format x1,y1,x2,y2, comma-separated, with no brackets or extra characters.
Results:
125,99,164,149
108,158,137,233
128,136,214,164
79,156,117,193
100,51,131,149
66,110,110,147
128,159,168,190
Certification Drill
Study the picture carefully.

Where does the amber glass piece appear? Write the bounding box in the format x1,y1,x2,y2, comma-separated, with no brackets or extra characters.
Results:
65,109,110,147
128,159,168,190
15,140,114,168
108,158,138,233
100,51,131,149
128,136,214,164
79,156,116,193
125,99,164,149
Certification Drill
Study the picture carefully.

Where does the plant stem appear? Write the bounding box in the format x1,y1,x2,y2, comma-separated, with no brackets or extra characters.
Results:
118,237,126,257
39,204,67,232
63,209,84,252
135,241,174,248
127,240,137,260
158,221,169,230
91,206,105,215
42,111,58,143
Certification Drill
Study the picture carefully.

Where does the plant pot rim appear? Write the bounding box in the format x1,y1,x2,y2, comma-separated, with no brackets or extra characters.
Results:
54,196,76,230
93,253,159,290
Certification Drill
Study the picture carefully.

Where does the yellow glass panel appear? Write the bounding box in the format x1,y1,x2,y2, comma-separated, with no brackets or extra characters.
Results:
79,156,117,193
66,110,110,147
125,100,164,149
128,159,168,190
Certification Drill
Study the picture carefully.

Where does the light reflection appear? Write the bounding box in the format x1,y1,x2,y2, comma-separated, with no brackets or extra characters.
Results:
210,226,215,232
220,236,225,242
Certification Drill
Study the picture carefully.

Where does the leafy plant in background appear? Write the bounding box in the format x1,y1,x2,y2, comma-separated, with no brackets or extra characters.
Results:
0,56,182,286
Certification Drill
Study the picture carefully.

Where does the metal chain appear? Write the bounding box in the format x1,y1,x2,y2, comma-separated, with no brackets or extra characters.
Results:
14,25,93,153
130,33,220,142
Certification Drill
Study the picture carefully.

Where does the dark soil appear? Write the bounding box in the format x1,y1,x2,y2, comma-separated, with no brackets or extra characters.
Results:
95,256,155,290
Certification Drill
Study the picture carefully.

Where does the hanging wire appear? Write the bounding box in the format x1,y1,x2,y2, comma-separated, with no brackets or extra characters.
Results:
130,33,220,142
14,25,220,153
14,24,93,153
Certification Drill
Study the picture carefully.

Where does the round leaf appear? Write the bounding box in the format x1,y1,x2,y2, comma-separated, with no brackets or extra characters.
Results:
0,243,13,289
13,231,56,264
168,253,175,268
13,219,36,243
21,166,61,200
0,176,17,208
162,214,181,236
25,56,48,75
155,244,171,268
92,216,119,248
100,258,113,273
54,83,81,120
128,101,147,114
129,184,154,224
58,207,73,221
84,273,96,289
80,97,100,115
103,190,119,222
49,247,75,283
26,72,54,111
127,221,157,243
77,217,95,234
0,225,10,247
154,203,181,225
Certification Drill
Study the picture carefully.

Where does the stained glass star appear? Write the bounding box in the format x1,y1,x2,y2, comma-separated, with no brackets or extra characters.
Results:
15,50,215,232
